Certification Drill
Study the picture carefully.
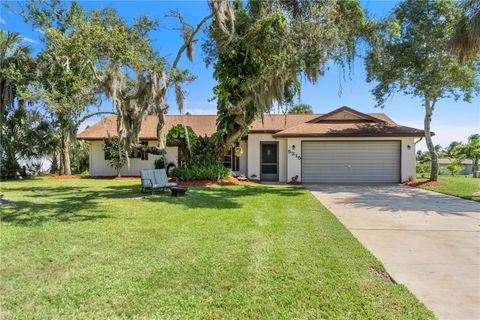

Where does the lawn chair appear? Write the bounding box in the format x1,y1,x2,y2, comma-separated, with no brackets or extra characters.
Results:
140,169,178,195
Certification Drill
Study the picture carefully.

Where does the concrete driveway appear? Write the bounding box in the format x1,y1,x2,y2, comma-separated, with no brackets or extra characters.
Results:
306,184,480,320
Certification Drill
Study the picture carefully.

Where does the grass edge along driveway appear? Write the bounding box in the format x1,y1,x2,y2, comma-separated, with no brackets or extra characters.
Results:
417,175,480,202
0,178,434,319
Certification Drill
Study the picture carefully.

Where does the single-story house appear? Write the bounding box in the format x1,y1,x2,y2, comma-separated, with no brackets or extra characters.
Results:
77,106,424,183
438,158,474,175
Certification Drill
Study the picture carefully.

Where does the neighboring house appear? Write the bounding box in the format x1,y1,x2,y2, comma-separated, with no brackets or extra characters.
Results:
77,106,424,183
438,158,473,175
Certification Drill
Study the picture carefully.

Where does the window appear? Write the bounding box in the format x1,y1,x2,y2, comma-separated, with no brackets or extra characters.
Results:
222,148,233,169
222,143,240,171
104,140,149,161
129,141,149,160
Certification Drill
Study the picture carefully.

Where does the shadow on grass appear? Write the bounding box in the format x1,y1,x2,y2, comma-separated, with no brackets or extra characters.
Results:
0,184,141,226
0,184,305,226
146,185,306,209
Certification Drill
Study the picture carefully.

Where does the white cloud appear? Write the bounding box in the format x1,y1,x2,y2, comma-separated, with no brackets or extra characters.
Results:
21,36,38,44
174,100,217,115
183,106,217,115
0,18,6,25
35,28,45,35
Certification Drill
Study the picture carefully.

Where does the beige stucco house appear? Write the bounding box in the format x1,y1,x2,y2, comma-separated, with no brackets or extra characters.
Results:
77,106,424,183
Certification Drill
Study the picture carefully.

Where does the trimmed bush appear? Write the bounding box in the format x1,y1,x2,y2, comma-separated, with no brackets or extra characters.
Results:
171,164,232,181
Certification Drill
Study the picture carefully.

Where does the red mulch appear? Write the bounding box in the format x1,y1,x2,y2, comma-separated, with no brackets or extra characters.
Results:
50,175,140,180
178,178,260,187
403,179,447,187
287,181,303,185
50,175,82,179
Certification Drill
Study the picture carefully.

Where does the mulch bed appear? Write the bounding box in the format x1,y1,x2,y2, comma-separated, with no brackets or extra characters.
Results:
402,179,447,187
287,181,303,185
178,178,260,187
50,175,259,187
50,175,140,180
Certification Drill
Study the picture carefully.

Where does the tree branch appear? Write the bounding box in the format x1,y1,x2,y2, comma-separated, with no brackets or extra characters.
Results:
88,60,103,82
75,111,116,127
171,12,214,71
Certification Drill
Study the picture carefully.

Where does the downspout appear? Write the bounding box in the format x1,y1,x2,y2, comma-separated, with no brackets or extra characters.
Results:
415,137,424,145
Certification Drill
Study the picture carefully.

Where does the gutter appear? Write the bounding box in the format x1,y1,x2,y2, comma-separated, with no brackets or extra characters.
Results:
415,137,424,145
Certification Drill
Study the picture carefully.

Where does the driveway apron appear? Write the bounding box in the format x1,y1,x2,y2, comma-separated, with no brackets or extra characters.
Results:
307,184,480,320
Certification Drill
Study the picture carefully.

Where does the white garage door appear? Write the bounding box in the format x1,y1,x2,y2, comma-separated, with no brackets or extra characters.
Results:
302,141,401,183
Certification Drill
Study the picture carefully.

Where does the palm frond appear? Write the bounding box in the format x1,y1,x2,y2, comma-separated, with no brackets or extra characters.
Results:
450,0,480,63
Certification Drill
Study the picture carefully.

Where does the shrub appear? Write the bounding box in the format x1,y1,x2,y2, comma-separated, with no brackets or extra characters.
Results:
446,159,462,176
103,137,127,177
416,162,431,179
191,136,220,167
167,125,197,166
416,162,430,173
154,157,165,169
167,125,223,168
171,164,232,181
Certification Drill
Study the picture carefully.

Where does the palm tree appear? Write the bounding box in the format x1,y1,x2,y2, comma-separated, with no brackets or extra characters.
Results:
0,30,37,178
450,0,480,63
434,144,445,158
0,30,35,115
455,134,480,174
446,141,462,158
35,119,62,174
289,104,313,114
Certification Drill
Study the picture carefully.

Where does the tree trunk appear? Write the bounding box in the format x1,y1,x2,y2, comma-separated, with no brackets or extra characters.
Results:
61,128,72,176
156,111,166,148
424,96,438,181
50,151,59,174
218,129,244,162
59,152,63,175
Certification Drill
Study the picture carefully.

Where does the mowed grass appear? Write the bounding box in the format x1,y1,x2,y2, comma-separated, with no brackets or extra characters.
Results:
419,175,480,202
0,178,433,319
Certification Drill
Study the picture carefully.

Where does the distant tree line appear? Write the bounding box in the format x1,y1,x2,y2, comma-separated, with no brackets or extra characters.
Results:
417,134,480,176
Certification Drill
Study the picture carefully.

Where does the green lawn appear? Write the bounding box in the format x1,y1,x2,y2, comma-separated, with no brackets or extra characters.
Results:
0,178,433,319
418,175,480,202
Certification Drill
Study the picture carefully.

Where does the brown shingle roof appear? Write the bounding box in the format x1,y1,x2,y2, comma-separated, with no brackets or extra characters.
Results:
272,106,424,137
249,114,319,132
272,122,425,138
77,111,424,140
77,115,218,140
77,114,322,140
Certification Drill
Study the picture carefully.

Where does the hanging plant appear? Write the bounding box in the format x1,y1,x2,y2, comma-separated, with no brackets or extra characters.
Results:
235,146,243,157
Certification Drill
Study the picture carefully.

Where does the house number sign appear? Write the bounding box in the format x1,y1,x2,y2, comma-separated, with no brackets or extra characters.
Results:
287,149,302,160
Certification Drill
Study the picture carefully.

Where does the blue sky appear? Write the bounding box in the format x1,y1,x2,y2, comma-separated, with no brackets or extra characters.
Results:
2,0,479,151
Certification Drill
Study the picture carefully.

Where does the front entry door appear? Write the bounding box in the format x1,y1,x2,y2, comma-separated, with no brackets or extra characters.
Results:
260,142,279,181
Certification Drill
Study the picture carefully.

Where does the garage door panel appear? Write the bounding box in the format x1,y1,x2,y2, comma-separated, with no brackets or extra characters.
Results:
301,141,401,183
